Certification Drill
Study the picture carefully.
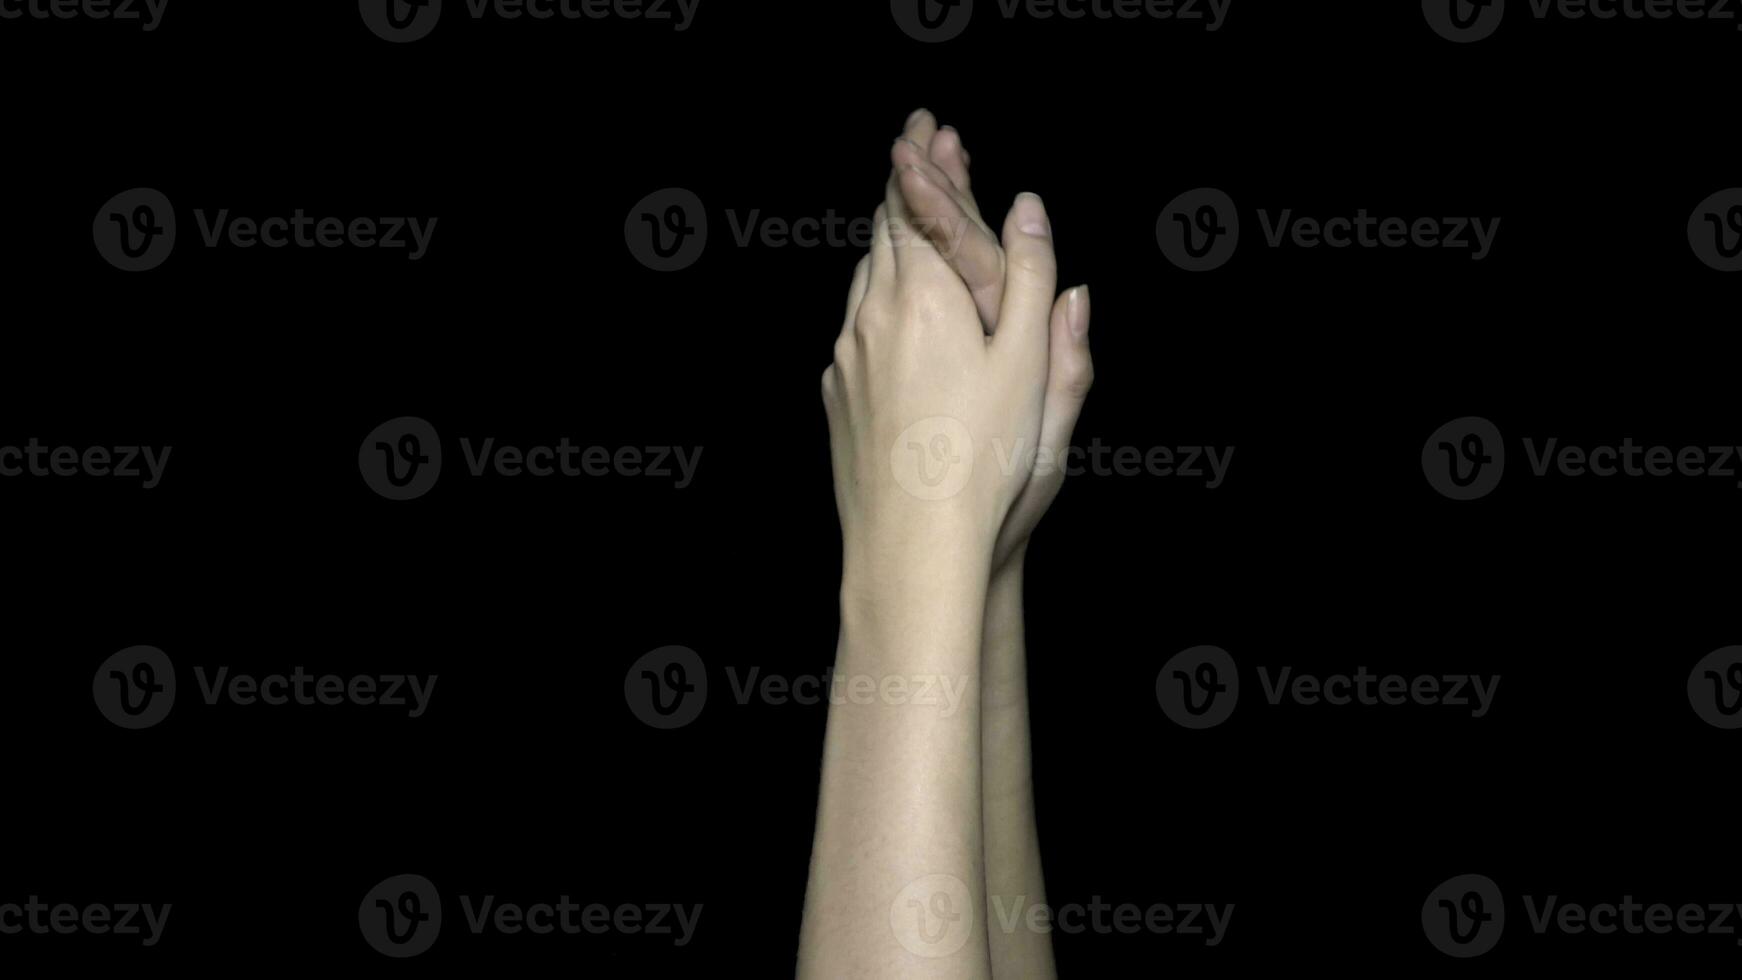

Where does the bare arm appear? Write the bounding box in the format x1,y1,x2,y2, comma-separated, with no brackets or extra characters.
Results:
980,559,1056,979
798,109,1089,978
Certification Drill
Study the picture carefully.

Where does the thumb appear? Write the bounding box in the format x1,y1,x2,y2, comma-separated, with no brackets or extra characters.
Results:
992,193,1057,368
1038,286,1094,461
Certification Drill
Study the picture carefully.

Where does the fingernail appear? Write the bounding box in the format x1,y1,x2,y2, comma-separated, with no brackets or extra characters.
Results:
1069,285,1091,339
1016,193,1050,238
906,108,930,127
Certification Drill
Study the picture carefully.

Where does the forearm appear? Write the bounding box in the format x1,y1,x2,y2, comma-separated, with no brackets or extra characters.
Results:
980,558,1056,979
798,547,995,979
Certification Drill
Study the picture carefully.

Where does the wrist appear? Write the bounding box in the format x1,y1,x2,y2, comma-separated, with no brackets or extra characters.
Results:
840,547,991,621
989,546,1027,592
981,548,1030,710
838,534,993,666
841,511,996,585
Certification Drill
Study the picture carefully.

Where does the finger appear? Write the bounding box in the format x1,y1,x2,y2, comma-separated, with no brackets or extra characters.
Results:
843,255,872,327
901,107,939,154
896,163,1005,330
1038,285,1094,458
992,193,1058,366
892,134,980,220
833,256,872,391
883,165,942,279
929,125,972,196
867,203,898,291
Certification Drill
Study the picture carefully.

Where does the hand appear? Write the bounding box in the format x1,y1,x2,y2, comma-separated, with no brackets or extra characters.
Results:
889,109,1095,573
822,158,1060,576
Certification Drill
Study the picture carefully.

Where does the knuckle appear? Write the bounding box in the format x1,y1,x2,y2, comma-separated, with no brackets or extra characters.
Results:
854,293,894,334
1063,361,1095,398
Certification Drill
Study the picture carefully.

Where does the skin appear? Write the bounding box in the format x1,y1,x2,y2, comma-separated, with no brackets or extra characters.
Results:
797,110,1093,979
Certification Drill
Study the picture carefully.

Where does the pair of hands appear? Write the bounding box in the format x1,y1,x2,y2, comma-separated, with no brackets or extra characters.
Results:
824,109,1094,575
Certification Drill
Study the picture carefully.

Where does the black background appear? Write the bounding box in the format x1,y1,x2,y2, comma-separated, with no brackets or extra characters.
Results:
2,0,1737,974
